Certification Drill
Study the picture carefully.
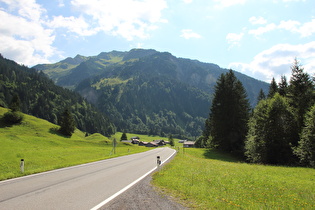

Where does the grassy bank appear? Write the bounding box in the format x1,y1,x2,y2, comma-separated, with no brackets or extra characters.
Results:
153,148,315,209
0,107,152,181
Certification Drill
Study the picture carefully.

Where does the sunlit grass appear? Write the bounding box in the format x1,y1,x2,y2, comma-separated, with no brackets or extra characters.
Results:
0,107,150,180
153,148,315,209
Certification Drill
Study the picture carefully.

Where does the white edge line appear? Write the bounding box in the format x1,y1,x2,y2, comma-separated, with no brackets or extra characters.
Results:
90,149,177,210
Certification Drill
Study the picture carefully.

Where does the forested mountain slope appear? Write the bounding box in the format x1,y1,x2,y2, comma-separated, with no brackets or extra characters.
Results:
34,49,269,138
0,55,115,136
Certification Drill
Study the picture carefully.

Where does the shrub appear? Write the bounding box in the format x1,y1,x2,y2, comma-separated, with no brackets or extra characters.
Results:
3,111,24,124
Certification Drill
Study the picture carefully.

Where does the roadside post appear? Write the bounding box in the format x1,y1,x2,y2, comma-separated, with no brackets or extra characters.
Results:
157,156,161,167
20,159,24,173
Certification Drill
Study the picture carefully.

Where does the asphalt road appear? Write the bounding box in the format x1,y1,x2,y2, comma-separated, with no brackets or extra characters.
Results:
0,147,176,210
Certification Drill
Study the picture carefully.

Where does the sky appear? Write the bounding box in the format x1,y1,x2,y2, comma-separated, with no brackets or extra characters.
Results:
0,0,315,83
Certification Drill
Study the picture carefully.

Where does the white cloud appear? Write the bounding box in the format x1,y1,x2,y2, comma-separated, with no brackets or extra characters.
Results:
299,19,315,37
213,0,246,8
0,2,57,66
180,29,202,39
249,16,267,25
229,42,315,82
48,15,98,36
249,23,277,37
70,0,168,41
226,32,244,48
248,18,315,38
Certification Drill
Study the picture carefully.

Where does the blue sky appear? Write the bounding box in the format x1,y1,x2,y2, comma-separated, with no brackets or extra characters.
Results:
0,0,314,82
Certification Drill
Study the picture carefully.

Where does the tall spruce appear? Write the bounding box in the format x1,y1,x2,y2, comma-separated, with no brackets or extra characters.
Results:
205,70,250,154
288,58,314,133
257,88,266,103
278,75,288,96
268,77,278,98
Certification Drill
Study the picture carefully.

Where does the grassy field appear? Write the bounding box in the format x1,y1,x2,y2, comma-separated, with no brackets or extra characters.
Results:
0,107,154,181
153,148,315,209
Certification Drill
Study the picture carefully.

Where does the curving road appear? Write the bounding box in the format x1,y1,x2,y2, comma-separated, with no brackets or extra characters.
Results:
0,147,176,210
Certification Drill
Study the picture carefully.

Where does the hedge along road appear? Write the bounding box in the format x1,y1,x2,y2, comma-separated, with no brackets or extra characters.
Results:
0,147,176,210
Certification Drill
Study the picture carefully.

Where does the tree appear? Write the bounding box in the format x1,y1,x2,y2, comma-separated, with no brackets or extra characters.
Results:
257,88,266,103
3,93,23,124
58,108,76,136
288,58,314,133
168,134,174,146
9,94,21,112
205,70,250,154
278,75,288,96
245,94,298,165
268,77,278,98
294,105,315,167
121,132,128,141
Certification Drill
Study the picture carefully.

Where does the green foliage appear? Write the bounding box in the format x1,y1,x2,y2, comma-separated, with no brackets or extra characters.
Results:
58,108,76,136
9,94,21,112
168,134,174,146
120,132,128,141
0,55,115,136
152,148,315,209
3,111,23,124
205,70,250,155
287,58,315,132
245,94,298,164
267,77,278,98
295,105,315,167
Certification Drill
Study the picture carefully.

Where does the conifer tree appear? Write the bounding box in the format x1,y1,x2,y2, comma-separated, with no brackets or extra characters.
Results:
268,77,278,98
121,132,128,141
288,58,314,133
205,70,250,154
278,75,288,96
59,108,76,136
257,88,266,103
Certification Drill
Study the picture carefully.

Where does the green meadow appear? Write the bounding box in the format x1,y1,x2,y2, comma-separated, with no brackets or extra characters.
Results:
153,148,315,209
0,107,153,181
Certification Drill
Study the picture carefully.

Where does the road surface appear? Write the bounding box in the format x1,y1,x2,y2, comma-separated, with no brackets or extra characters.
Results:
0,147,176,210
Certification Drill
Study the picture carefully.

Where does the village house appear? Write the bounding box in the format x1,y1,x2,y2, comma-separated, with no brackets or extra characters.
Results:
183,141,195,148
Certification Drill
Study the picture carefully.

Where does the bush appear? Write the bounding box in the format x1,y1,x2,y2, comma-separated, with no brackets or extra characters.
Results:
3,111,24,124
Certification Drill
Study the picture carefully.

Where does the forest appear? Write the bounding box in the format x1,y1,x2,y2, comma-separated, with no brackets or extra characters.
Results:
0,55,115,136
198,59,315,167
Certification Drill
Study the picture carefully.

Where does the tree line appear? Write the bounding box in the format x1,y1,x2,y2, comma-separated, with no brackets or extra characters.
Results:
197,59,315,167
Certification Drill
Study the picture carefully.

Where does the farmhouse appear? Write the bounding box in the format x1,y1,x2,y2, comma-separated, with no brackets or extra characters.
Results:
183,141,195,148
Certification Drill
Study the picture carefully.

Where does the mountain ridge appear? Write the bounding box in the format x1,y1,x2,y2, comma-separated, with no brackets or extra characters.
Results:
34,49,269,137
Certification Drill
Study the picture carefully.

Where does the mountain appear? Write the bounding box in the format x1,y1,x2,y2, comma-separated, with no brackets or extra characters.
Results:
0,55,115,136
34,49,269,138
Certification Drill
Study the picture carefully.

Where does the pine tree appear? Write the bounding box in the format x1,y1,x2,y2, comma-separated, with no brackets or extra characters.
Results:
278,75,288,96
59,108,76,136
257,88,266,103
288,58,314,133
205,70,250,154
268,77,278,98
121,132,128,141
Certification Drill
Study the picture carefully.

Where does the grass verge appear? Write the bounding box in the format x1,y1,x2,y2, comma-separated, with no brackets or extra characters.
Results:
152,148,315,209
